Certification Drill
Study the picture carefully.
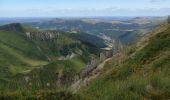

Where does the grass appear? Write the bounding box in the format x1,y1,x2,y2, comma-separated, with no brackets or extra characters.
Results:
78,24,170,100
0,23,105,99
0,30,47,62
69,57,86,73
0,43,48,66
0,57,86,92
0,27,94,74
0,33,48,75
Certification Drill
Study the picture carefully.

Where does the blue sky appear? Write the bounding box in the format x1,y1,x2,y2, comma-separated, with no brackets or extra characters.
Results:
0,0,170,17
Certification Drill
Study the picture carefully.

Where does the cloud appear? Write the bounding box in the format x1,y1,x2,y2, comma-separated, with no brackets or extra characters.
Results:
1,6,170,17
150,0,168,3
23,7,170,16
104,7,119,11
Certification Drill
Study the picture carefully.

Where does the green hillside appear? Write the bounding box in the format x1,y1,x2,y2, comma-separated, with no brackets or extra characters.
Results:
0,23,105,98
78,23,170,100
0,23,101,72
0,21,169,100
0,29,48,75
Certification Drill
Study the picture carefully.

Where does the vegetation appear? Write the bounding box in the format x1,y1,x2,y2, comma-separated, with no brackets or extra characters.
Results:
26,17,163,44
78,23,170,100
71,33,107,48
0,23,101,75
0,23,104,99
0,19,169,99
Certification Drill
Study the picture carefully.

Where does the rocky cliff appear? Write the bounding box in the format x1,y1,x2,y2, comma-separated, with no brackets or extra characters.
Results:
26,31,60,41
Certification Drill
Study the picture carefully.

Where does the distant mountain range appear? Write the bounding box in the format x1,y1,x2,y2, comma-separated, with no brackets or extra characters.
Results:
0,17,169,99
24,16,166,44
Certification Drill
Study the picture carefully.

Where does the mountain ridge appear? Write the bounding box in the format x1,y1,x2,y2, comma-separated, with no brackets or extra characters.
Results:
0,23,109,95
0,18,169,99
76,20,170,100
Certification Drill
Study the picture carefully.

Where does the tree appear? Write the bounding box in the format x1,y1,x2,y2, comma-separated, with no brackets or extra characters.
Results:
168,16,170,24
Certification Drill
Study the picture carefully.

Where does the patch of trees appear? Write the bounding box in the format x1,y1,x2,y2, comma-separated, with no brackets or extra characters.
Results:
72,33,107,48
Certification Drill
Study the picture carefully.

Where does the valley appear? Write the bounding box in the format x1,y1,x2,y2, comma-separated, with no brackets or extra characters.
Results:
0,21,114,99
1,0,170,99
0,16,169,100
25,17,165,44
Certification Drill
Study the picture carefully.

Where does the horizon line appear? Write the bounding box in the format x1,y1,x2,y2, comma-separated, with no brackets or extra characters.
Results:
0,15,168,18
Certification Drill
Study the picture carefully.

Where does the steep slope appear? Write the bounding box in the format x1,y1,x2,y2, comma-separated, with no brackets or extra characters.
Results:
0,19,168,99
78,22,170,100
0,23,107,95
0,27,48,75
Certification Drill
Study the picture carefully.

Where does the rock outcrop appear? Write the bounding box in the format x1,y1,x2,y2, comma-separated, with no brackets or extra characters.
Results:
81,50,113,78
26,32,60,41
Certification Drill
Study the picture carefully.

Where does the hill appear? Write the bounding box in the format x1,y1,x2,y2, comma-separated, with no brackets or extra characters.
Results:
0,23,107,97
26,17,164,44
0,19,169,99
77,21,170,99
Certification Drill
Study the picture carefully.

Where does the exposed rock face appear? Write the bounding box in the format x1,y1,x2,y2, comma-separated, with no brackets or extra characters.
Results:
58,53,77,60
81,50,113,78
26,32,60,41
56,70,78,86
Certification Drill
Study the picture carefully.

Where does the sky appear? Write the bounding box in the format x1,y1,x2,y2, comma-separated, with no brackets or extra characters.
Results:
0,0,170,17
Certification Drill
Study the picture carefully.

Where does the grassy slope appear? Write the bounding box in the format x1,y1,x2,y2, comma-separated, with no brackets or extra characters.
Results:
0,58,85,90
0,30,48,75
0,58,86,99
0,24,92,75
78,23,170,100
0,23,102,96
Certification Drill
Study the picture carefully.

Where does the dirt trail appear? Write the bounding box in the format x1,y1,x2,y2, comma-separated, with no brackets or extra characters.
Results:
70,57,112,93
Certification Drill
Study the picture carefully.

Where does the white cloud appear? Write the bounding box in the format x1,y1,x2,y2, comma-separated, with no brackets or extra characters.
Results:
24,7,170,16
150,0,168,3
1,6,170,17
